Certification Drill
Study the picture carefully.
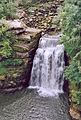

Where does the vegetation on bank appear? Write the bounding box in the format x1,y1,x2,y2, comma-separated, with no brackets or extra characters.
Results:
21,0,55,9
0,0,17,58
60,0,81,107
0,0,17,19
0,0,18,75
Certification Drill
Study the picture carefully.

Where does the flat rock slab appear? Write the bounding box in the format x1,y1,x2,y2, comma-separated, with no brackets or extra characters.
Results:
6,19,27,28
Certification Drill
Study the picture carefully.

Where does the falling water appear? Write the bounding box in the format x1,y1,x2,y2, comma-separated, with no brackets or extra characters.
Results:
29,34,64,96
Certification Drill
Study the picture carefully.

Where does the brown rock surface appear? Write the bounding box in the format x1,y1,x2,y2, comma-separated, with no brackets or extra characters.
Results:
17,0,63,32
70,107,81,120
0,20,41,91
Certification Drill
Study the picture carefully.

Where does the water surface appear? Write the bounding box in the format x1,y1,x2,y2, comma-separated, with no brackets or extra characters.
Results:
0,89,71,120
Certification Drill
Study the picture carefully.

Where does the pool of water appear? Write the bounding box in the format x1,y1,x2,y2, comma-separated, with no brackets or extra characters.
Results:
0,89,71,120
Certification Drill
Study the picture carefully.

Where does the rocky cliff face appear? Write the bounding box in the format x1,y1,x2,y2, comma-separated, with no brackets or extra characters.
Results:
0,20,41,92
0,0,63,91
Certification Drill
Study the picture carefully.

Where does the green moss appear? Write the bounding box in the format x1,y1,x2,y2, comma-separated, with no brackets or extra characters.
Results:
13,45,28,53
0,58,23,76
0,63,7,75
1,59,23,67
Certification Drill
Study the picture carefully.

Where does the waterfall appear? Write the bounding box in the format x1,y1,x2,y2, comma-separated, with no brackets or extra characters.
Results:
29,34,64,96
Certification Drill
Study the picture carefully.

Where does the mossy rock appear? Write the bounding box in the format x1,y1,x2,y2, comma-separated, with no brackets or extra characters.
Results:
0,75,6,81
0,63,8,76
15,38,31,45
16,35,32,43
13,45,29,53
0,59,23,67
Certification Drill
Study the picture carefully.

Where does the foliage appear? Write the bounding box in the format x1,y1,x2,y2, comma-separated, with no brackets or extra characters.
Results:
60,1,81,58
65,60,81,83
21,0,39,9
0,62,7,75
0,24,15,58
0,0,17,75
2,59,23,66
71,89,81,105
0,0,17,19
60,0,81,106
21,0,52,9
0,59,23,75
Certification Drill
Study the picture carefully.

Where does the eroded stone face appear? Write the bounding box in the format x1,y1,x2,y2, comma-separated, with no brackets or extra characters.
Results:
0,20,41,91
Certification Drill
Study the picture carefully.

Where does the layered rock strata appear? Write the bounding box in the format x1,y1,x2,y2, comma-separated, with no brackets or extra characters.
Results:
0,20,41,91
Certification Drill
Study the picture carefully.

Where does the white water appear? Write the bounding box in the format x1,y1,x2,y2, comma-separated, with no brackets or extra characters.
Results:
29,34,64,96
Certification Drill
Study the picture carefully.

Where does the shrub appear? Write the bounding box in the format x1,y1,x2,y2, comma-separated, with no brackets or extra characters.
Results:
0,24,15,58
0,0,17,19
60,0,81,58
2,59,23,66
60,0,81,106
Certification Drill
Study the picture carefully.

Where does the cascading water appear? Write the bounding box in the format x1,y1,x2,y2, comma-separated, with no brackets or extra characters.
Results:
29,34,64,96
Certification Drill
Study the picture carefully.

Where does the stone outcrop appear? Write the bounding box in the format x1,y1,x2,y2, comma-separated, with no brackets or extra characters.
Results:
17,0,64,33
0,20,41,92
70,107,81,120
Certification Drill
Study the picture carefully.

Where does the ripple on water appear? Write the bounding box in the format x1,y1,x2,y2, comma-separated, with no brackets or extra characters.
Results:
0,89,71,120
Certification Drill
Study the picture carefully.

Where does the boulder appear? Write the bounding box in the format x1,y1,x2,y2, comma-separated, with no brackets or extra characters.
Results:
6,19,27,29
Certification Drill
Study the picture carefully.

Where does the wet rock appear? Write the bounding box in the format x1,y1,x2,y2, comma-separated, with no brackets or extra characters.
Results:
63,79,69,96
